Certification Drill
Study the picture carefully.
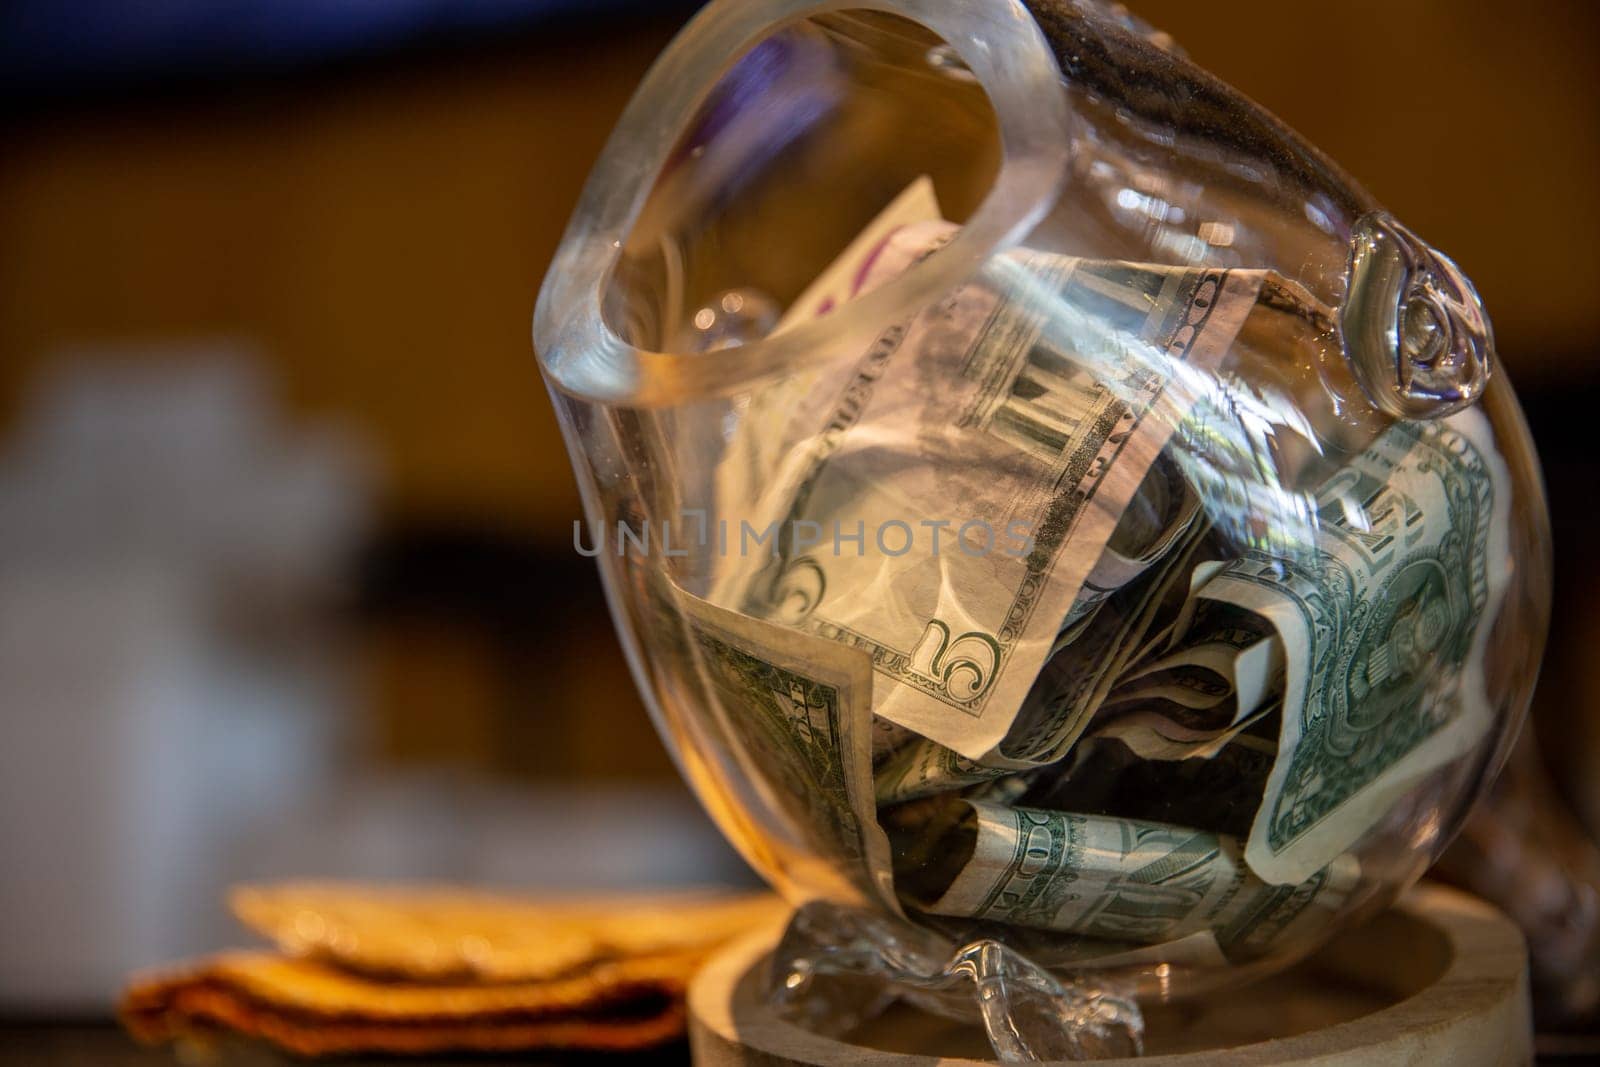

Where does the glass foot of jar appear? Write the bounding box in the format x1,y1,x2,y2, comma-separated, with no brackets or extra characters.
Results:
766,901,1143,1062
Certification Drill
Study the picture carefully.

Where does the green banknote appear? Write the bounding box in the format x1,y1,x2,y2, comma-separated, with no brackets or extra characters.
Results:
674,583,898,912
872,516,1217,805
1201,410,1512,884
712,231,1262,761
903,801,1356,958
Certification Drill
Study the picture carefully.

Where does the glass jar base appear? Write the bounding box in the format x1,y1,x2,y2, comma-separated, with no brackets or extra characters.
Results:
768,900,1143,1062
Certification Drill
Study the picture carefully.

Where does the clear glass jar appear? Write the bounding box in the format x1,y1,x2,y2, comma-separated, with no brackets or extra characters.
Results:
535,0,1550,1056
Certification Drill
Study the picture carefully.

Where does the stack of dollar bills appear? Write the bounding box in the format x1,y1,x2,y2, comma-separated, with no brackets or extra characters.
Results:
666,179,1511,968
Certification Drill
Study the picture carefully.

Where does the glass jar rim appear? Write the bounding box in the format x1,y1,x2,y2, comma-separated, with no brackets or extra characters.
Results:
533,0,1072,407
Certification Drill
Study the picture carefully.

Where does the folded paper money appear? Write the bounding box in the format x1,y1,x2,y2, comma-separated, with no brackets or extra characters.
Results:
120,883,784,1058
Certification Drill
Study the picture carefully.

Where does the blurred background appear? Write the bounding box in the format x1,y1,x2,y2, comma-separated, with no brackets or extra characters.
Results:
1,0,1596,1033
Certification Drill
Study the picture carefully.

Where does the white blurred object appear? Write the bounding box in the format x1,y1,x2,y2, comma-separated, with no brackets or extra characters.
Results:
0,348,373,1010
0,349,368,589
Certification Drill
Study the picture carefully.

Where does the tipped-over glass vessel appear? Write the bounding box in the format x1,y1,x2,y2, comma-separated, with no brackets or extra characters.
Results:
534,0,1551,1058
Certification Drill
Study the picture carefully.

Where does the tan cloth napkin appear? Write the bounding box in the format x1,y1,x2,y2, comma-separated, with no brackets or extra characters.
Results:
120,883,784,1057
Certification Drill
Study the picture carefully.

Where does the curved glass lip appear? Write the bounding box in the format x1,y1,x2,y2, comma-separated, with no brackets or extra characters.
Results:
533,0,1072,407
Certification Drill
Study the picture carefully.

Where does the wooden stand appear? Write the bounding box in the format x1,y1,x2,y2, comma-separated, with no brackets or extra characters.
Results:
688,884,1530,1066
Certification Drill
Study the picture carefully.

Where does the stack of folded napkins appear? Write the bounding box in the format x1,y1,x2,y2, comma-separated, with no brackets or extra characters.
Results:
121,883,783,1057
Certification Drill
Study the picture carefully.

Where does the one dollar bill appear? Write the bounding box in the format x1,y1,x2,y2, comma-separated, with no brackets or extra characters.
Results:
672,582,899,913
1206,409,1512,884
906,801,1357,959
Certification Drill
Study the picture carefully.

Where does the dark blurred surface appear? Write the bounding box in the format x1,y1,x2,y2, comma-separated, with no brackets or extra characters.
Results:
0,1,683,97
0,1020,690,1067
0,0,1596,1043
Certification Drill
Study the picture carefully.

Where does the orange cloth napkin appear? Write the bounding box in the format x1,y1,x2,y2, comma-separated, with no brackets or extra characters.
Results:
120,883,784,1058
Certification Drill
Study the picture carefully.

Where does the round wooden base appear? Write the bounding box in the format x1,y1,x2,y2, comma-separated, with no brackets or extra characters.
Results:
688,884,1530,1066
